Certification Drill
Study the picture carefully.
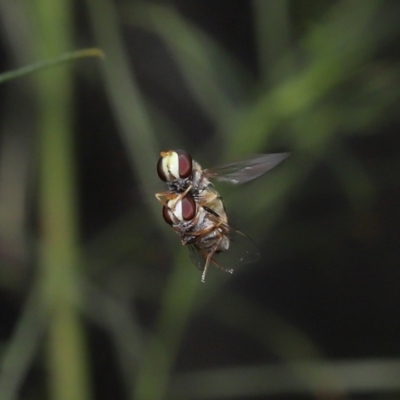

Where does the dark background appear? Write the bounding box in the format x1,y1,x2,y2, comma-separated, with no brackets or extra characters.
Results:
0,0,399,399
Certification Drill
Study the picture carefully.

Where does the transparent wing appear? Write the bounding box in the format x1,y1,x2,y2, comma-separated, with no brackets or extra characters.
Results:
187,225,260,272
214,227,260,265
188,244,207,271
204,153,290,185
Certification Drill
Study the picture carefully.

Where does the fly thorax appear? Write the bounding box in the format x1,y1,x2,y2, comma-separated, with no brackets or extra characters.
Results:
190,163,203,189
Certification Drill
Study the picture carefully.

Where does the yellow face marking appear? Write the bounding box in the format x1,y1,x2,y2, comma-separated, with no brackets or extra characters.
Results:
160,151,180,181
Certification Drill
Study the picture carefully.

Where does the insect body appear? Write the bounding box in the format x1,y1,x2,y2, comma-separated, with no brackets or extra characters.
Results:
156,150,289,282
162,190,259,282
157,149,289,193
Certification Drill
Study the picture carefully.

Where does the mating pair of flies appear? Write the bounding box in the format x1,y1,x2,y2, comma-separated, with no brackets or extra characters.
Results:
155,150,289,282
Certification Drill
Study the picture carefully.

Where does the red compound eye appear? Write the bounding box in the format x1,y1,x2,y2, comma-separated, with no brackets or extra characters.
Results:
176,150,192,179
162,205,173,225
181,194,196,221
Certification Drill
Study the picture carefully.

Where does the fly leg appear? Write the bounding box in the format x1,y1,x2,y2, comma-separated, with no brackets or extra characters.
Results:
200,238,233,283
155,184,193,209
155,191,176,206
176,184,192,201
201,248,215,283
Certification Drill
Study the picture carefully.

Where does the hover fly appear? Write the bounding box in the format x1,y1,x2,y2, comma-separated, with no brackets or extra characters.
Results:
161,188,260,282
156,150,289,282
157,149,289,194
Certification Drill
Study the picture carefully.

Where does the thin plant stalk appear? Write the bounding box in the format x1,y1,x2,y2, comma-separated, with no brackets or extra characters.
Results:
30,0,92,399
